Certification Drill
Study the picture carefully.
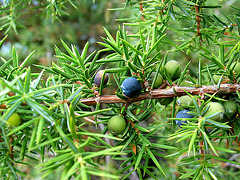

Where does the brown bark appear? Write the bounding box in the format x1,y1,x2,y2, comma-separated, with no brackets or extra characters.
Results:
80,84,240,106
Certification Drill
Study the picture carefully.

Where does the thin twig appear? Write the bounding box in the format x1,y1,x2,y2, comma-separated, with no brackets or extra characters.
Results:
195,5,202,44
199,133,204,160
222,154,240,169
198,94,205,159
127,119,140,135
225,23,237,30
10,136,14,160
139,0,145,21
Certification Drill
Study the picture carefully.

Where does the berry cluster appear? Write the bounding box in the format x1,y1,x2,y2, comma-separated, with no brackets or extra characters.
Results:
94,60,182,135
94,59,240,136
175,95,238,129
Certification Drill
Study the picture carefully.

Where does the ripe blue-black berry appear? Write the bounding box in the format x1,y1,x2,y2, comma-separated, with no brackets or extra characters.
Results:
175,110,193,128
120,77,142,98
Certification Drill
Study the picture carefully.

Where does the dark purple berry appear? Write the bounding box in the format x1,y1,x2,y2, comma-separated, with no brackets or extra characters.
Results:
94,70,109,87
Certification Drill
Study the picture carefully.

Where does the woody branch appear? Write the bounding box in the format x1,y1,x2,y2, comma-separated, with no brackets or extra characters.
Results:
80,84,240,106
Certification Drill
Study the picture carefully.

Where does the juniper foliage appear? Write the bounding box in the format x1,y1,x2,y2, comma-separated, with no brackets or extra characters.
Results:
0,0,240,179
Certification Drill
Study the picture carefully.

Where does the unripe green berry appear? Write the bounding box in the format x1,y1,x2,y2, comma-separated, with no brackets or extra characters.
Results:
223,100,237,117
149,72,163,89
231,62,240,74
108,115,126,135
235,62,240,74
158,97,173,106
7,113,21,127
179,80,194,87
165,60,181,79
177,95,193,108
204,102,225,121
213,74,227,84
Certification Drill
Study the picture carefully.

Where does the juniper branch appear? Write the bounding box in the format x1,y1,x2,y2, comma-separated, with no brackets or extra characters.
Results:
80,84,240,105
